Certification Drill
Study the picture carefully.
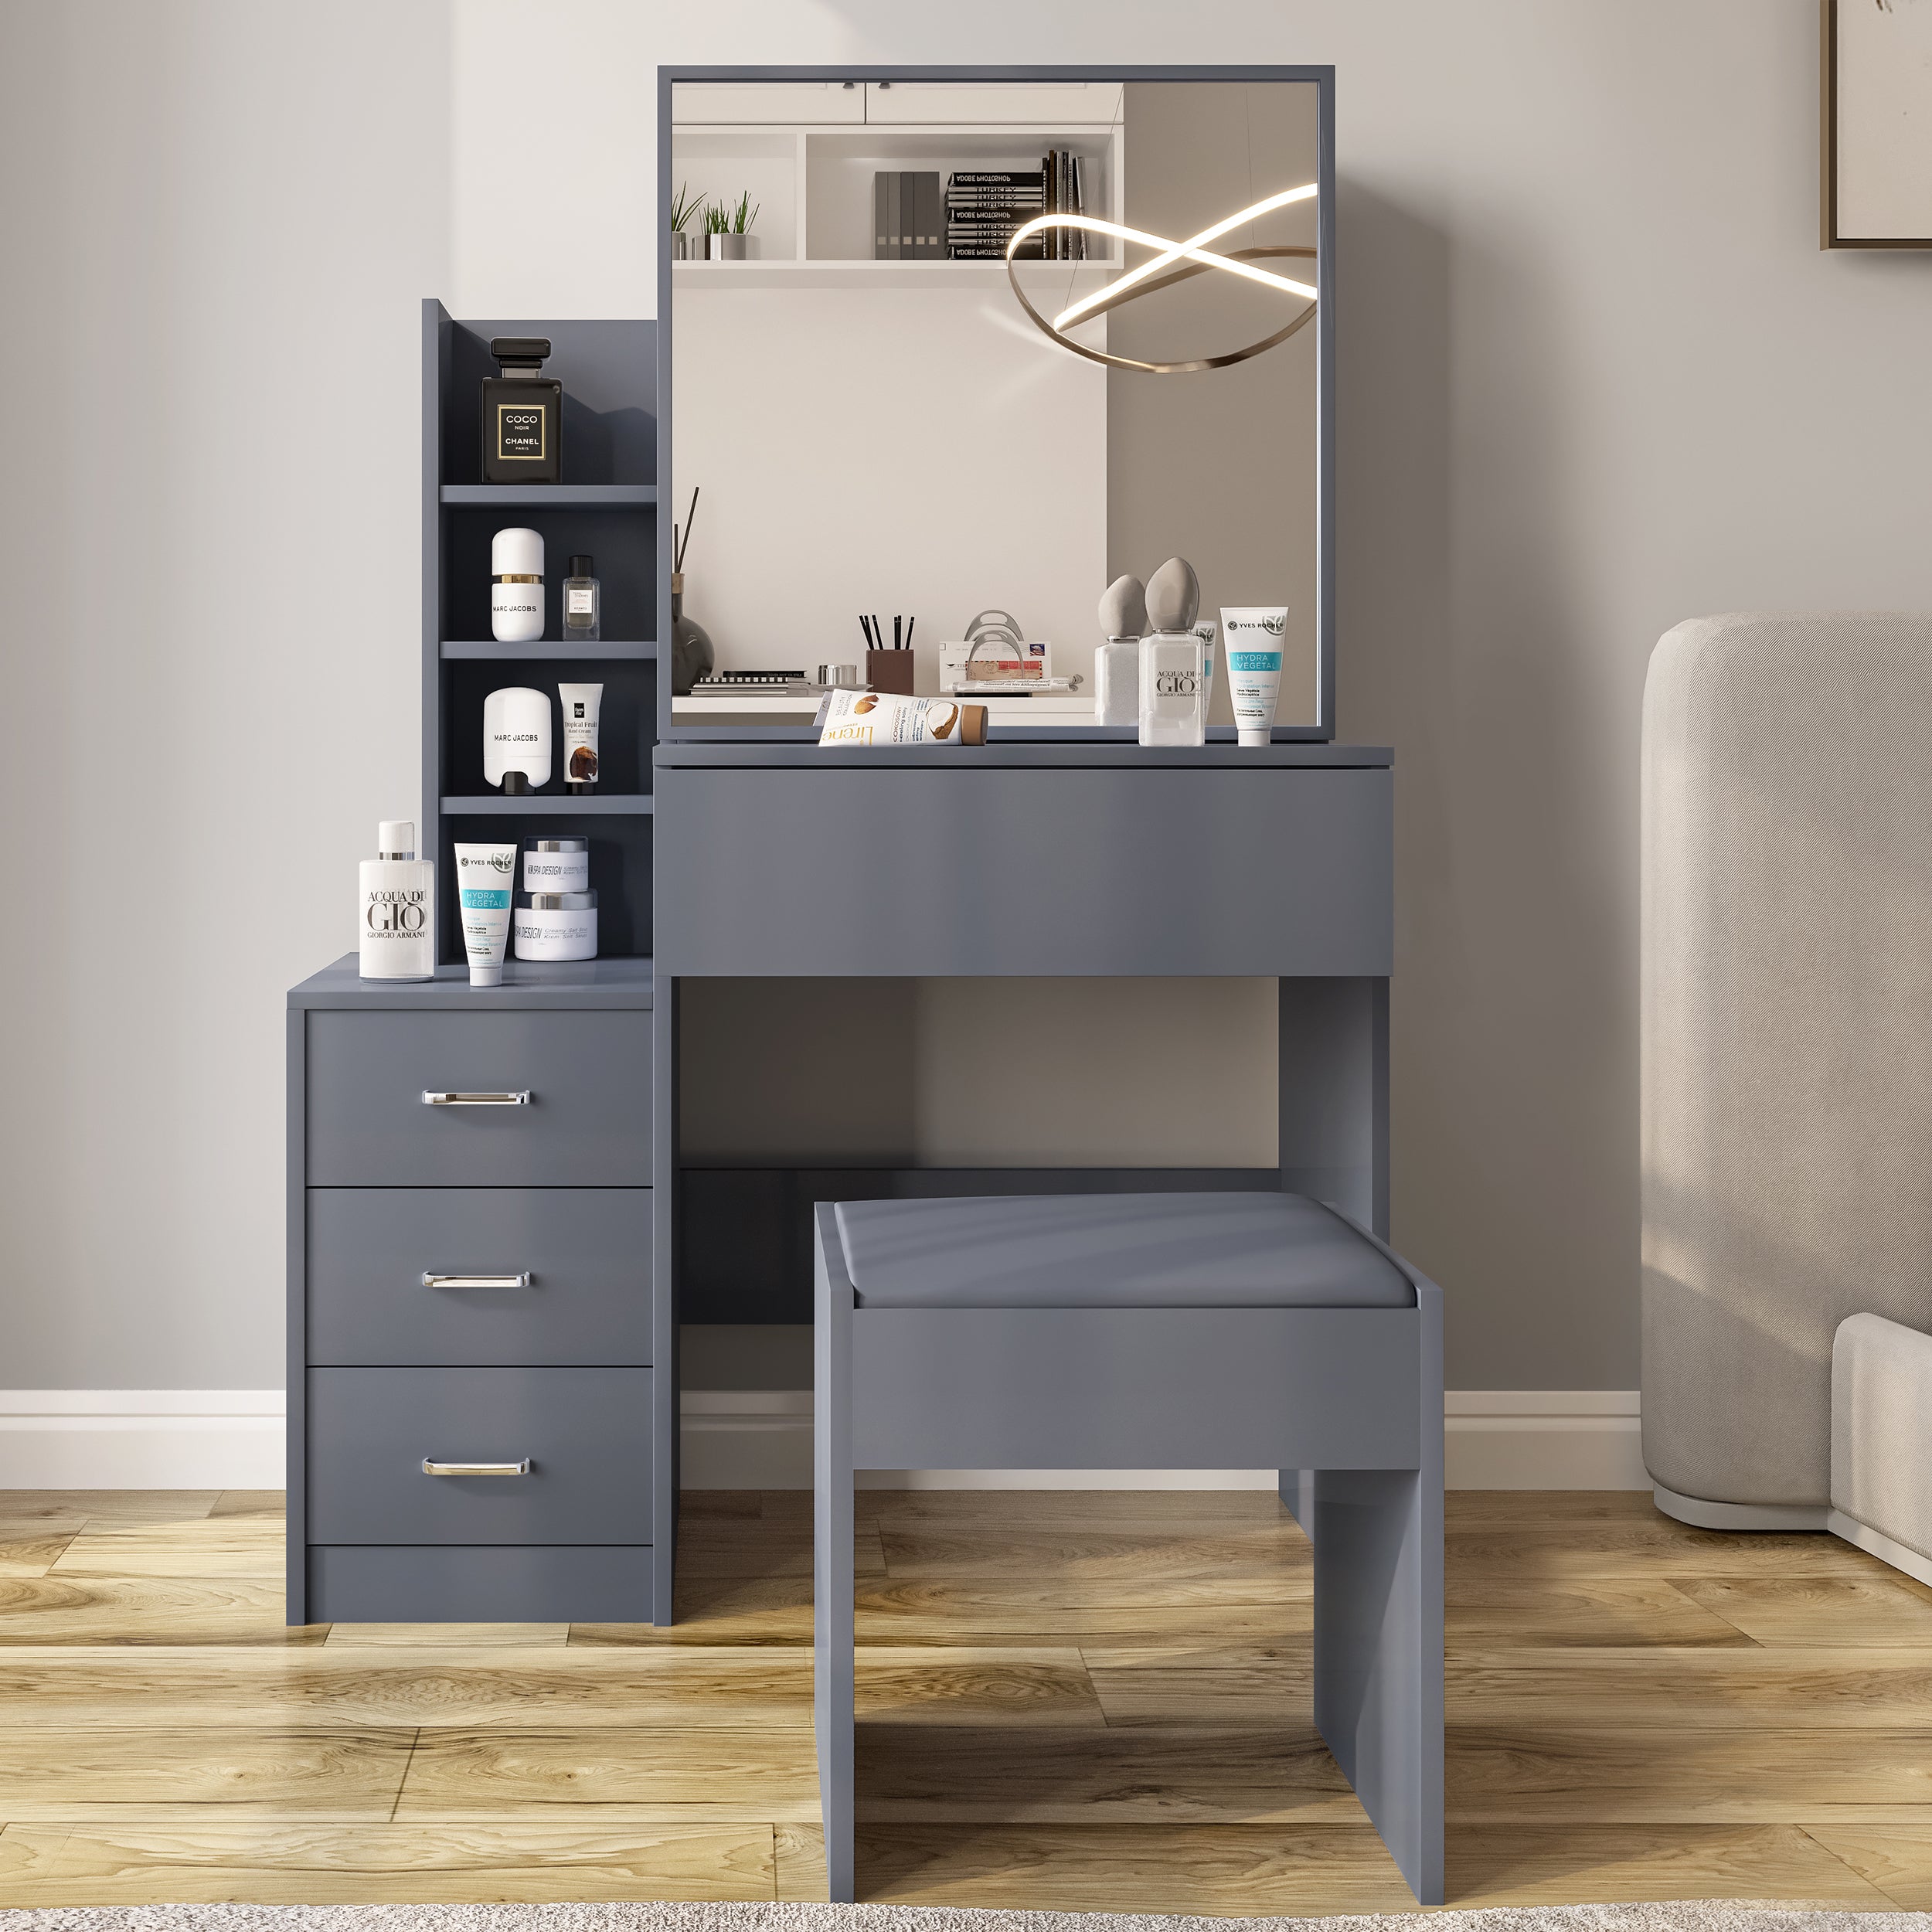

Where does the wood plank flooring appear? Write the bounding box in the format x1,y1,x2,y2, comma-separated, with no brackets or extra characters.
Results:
0,1488,1928,1910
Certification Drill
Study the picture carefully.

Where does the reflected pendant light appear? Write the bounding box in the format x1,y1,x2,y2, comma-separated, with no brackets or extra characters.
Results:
1006,183,1319,375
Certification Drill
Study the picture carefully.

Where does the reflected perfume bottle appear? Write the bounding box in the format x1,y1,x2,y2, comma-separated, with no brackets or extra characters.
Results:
1094,573,1146,727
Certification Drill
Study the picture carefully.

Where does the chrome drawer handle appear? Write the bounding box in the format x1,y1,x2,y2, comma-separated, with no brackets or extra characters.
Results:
422,1090,530,1107
420,1272,532,1289
421,1458,531,1477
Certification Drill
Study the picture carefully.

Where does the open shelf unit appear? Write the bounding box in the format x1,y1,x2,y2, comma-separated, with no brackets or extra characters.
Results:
668,104,1124,270
422,304,658,966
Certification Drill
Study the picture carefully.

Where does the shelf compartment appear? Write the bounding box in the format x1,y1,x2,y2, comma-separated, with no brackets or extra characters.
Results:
441,509,656,646
440,795,655,816
430,803,655,961
442,639,656,661
440,485,656,508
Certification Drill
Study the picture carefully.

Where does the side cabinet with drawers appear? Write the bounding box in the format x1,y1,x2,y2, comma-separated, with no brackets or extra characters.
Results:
287,957,661,1624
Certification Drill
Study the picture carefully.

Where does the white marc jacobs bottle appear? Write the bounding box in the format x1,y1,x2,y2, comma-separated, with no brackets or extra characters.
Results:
491,526,545,644
359,820,435,980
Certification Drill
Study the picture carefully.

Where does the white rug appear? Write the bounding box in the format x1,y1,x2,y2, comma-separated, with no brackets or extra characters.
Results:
0,1904,1923,1930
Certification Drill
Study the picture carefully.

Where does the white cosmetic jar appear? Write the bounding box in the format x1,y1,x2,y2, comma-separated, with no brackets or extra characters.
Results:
491,527,545,645
512,889,597,961
522,838,590,893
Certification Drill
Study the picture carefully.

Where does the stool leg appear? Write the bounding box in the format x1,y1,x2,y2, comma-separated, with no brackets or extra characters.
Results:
815,1237,856,1903
1311,1466,1444,1904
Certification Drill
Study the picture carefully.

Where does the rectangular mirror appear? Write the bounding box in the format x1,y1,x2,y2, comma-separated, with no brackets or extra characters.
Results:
661,70,1331,737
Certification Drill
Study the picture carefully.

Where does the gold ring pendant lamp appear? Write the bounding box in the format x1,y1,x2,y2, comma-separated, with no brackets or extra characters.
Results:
1006,182,1319,374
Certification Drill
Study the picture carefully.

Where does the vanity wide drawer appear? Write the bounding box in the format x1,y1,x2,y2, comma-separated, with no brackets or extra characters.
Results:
306,1189,651,1366
306,1011,651,1186
306,1367,652,1545
655,766,1394,977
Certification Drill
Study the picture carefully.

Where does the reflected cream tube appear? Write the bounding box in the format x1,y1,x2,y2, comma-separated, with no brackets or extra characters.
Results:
1219,607,1289,746
454,842,519,986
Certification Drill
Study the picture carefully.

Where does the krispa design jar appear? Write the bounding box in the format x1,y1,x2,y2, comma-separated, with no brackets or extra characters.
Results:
522,838,590,893
512,889,597,961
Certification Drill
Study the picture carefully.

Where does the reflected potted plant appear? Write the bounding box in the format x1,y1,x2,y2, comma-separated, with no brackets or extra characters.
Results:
705,191,760,260
669,181,702,259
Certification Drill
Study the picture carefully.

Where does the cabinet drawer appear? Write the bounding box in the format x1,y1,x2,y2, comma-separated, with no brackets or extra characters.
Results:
306,1189,651,1366
657,766,1393,976
306,1011,650,1186
307,1368,651,1545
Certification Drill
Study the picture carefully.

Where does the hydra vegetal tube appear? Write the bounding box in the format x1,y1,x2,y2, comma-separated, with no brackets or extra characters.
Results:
1219,607,1290,746
454,842,519,987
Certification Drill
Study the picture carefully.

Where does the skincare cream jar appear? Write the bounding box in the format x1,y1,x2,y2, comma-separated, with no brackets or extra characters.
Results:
522,838,589,893
512,889,597,961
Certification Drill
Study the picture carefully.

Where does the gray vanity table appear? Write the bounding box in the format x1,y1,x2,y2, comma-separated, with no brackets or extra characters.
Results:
286,51,1430,1900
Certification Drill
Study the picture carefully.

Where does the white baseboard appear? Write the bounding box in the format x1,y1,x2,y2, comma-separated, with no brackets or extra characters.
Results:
0,1391,285,1489
681,1388,1648,1491
0,1388,1647,1494
1444,1389,1646,1489
680,1391,818,1490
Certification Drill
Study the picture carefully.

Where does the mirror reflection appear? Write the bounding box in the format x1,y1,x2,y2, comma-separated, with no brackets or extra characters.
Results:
669,79,1321,732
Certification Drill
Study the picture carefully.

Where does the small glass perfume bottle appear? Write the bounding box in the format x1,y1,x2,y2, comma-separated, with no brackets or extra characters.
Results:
1138,632,1207,746
1138,556,1206,747
481,337,561,484
562,554,600,642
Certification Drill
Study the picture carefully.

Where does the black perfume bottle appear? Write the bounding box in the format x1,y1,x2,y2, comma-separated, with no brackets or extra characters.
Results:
481,337,562,484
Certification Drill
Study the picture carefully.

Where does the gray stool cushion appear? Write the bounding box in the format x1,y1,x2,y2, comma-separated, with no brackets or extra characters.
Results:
833,1192,1413,1310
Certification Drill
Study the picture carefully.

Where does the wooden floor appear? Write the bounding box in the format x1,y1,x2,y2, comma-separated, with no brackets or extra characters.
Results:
0,1488,1929,1913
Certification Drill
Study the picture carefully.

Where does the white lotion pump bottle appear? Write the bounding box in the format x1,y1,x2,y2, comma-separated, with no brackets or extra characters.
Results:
359,820,435,980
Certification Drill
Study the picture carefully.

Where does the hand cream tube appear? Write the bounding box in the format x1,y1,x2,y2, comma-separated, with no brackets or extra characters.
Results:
1220,606,1289,746
454,841,519,987
559,682,602,793
818,688,988,747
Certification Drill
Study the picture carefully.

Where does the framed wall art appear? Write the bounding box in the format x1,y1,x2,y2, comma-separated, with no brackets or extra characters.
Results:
1822,0,1932,247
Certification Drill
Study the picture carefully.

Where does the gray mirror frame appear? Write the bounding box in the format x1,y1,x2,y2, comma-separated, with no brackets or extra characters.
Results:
655,63,1337,744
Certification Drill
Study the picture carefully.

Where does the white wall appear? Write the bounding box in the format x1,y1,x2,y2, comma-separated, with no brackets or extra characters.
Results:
0,1,448,1387
4,0,1928,1393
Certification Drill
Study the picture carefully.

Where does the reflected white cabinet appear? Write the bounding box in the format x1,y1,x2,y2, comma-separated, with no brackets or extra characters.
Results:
862,81,1123,125
672,81,863,124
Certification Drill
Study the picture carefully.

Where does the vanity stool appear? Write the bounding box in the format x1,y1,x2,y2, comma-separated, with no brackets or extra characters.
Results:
812,1191,1444,1906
